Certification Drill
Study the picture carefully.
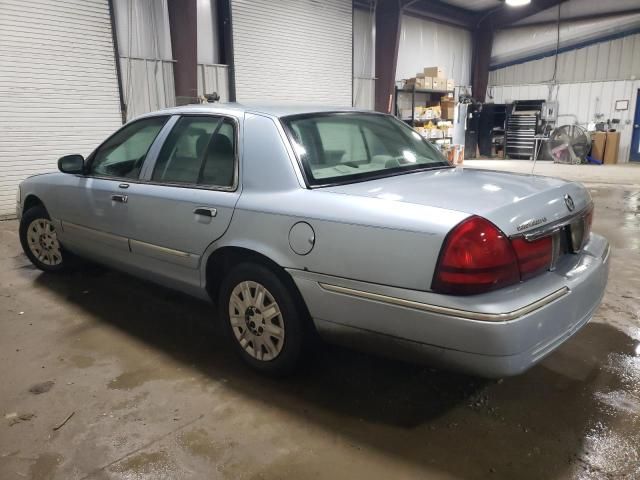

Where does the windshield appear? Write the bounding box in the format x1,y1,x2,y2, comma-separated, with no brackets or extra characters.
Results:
281,112,450,186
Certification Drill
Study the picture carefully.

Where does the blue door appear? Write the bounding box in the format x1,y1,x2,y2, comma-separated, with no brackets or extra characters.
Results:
631,90,640,162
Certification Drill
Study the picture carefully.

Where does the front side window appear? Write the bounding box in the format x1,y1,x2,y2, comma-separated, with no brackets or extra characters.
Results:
282,113,450,186
152,116,236,188
89,116,168,179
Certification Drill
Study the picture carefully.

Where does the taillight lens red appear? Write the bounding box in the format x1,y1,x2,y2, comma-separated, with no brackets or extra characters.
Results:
511,236,552,280
432,216,554,295
432,216,520,295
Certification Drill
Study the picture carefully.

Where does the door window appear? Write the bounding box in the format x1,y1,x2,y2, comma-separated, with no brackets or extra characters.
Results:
152,116,236,188
89,116,168,179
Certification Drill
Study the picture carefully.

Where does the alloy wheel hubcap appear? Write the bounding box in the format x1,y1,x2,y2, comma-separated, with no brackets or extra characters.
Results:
27,218,62,266
229,281,285,361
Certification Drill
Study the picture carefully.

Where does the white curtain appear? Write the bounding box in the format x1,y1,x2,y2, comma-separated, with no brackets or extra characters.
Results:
198,0,219,64
396,14,472,87
353,7,375,110
113,0,175,119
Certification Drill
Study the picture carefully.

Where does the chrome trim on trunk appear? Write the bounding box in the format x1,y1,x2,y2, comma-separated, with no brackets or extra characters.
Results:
318,283,570,322
517,204,592,241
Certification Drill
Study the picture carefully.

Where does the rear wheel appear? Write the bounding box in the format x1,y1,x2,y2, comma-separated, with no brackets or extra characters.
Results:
19,205,69,272
219,262,307,376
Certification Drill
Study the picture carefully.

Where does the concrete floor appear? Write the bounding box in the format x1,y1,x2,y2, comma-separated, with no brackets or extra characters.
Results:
465,159,640,187
1,176,640,479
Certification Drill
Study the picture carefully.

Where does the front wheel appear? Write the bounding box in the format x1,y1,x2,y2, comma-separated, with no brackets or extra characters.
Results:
19,205,69,272
219,263,307,376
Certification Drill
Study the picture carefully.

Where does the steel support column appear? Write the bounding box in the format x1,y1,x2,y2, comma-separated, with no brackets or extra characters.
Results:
374,0,402,113
167,0,198,105
471,26,493,102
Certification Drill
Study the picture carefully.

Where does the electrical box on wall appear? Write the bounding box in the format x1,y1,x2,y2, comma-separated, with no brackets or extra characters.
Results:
542,101,558,122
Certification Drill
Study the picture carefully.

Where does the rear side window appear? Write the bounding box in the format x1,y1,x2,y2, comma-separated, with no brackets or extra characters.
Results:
152,116,236,188
90,116,168,179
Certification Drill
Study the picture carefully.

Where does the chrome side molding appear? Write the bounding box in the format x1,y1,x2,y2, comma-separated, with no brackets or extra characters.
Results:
318,283,570,322
129,239,191,258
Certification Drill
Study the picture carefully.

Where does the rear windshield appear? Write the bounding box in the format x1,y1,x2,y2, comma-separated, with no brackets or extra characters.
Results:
281,112,450,186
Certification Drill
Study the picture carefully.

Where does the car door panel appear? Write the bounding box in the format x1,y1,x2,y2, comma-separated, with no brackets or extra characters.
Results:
121,114,241,279
125,184,239,268
53,116,171,260
55,176,130,253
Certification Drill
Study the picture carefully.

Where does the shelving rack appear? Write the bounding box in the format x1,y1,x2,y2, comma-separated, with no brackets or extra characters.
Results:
394,85,454,127
394,85,455,144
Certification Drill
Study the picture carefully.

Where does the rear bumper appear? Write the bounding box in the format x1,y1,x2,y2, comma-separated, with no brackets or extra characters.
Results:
289,233,610,377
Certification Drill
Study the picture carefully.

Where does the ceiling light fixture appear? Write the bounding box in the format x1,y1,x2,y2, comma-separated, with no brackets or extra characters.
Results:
505,0,531,6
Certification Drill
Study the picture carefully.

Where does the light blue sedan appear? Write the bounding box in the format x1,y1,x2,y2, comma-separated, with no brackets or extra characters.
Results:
16,105,610,377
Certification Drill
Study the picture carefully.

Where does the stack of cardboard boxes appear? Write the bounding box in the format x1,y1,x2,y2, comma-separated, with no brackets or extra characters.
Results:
404,66,455,92
591,131,620,164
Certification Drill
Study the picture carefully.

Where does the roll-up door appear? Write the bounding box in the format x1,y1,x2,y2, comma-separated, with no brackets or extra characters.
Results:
0,0,123,218
231,0,352,105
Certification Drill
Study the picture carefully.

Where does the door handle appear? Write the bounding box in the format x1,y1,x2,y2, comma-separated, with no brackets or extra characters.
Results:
111,194,128,203
194,207,217,217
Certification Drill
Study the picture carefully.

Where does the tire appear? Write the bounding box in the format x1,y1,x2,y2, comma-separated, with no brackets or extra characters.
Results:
19,205,70,272
219,262,307,376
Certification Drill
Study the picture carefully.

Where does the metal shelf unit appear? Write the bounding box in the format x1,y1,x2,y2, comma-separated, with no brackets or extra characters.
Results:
394,86,454,127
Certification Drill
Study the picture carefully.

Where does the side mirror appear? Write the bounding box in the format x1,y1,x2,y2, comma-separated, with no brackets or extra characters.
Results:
58,154,85,174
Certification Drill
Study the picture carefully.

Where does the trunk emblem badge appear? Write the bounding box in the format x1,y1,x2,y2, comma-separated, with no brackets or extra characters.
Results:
564,194,575,212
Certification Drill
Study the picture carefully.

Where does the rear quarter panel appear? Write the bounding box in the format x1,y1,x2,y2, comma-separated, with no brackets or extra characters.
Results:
211,189,468,291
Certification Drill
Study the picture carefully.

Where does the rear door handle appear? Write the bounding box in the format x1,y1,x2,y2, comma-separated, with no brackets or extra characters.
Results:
194,207,217,217
111,194,128,203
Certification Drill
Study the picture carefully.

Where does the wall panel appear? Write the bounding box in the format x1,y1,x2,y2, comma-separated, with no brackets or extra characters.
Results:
488,80,640,163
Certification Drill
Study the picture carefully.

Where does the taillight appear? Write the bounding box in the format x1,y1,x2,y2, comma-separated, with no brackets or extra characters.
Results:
432,216,520,295
432,216,554,295
511,236,552,280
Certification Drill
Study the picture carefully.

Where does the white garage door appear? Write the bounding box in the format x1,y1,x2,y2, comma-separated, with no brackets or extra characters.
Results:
231,0,352,105
0,0,123,218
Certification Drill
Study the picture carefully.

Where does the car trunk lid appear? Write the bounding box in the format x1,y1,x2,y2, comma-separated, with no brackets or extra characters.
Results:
321,167,592,237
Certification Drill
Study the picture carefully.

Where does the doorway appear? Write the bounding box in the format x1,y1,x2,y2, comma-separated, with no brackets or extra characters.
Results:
631,89,640,161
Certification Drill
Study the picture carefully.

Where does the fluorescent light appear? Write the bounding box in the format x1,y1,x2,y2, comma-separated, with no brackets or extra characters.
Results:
505,0,531,6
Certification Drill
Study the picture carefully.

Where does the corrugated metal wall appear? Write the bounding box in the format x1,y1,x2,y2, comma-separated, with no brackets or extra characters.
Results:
492,14,640,68
488,80,640,163
231,0,353,105
488,31,640,163
489,32,640,85
0,0,123,218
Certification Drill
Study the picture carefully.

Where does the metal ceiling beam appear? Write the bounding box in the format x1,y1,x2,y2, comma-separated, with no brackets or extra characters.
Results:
402,0,478,29
470,0,566,101
484,0,567,29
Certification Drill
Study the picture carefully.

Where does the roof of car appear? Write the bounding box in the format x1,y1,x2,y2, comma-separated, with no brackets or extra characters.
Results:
141,103,377,120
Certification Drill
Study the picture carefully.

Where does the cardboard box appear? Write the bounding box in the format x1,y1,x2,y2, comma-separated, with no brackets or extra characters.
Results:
446,79,455,91
440,100,455,120
420,77,433,89
604,131,620,164
432,78,446,90
591,132,606,162
424,66,445,79
404,77,416,88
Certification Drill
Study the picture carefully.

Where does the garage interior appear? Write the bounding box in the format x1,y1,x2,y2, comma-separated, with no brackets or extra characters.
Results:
1,0,640,479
